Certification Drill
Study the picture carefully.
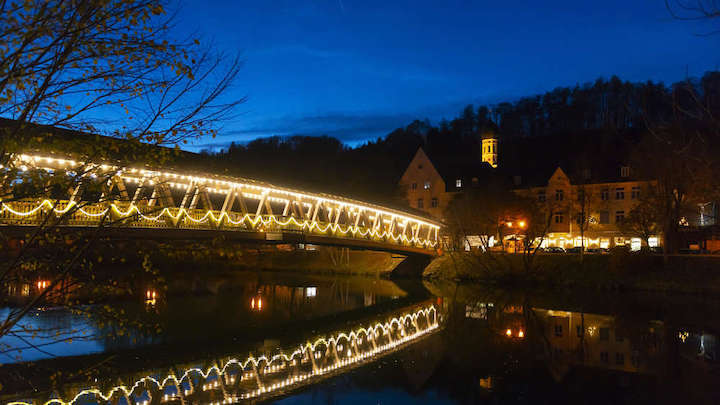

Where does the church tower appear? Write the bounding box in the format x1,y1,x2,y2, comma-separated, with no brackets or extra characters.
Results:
481,131,498,168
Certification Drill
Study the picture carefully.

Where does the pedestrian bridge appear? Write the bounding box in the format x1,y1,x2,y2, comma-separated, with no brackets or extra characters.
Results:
1,154,441,256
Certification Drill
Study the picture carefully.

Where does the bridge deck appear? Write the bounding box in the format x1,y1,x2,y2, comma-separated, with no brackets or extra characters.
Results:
2,153,443,255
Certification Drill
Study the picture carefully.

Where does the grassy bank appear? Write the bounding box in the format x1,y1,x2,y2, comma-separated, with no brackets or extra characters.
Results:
423,251,720,295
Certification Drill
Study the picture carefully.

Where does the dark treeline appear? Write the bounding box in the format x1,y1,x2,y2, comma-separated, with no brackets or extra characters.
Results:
201,71,720,206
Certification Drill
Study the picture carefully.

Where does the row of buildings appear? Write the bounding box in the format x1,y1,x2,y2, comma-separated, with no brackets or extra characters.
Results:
399,131,714,250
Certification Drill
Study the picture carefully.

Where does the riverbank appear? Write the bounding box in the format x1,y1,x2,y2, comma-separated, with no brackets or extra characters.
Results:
423,251,720,295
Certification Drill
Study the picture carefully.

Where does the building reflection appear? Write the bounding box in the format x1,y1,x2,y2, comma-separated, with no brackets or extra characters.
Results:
441,292,719,402
531,308,662,377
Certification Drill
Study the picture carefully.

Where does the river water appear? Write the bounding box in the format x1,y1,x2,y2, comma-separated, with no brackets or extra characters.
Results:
1,271,719,404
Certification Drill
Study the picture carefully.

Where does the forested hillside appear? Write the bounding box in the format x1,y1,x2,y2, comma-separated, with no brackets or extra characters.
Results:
201,72,720,205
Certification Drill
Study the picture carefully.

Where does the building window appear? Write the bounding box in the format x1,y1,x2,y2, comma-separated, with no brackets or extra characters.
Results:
615,353,625,365
600,351,609,363
456,179,462,188
418,164,423,169
600,327,609,341
411,182,417,190
554,325,563,337
555,213,564,223
424,181,431,190
576,326,584,337
631,186,640,199
615,210,625,223
538,190,546,202
555,189,564,201
575,213,584,225
601,189,609,201
621,166,630,177
431,198,438,208
577,189,585,202
615,187,625,200
599,211,609,224
417,198,423,209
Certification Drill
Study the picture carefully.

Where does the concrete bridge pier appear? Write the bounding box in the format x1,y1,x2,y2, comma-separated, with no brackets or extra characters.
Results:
389,254,433,278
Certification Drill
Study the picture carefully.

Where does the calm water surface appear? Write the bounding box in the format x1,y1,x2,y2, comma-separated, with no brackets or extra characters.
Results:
1,271,719,405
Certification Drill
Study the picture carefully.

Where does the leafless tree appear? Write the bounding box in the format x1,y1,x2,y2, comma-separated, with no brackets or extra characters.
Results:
0,0,244,358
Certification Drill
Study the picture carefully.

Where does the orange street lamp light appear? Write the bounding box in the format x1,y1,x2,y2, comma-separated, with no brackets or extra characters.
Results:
518,220,526,229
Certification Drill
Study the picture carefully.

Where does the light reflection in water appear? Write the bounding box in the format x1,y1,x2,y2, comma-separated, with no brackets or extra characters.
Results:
5,302,439,405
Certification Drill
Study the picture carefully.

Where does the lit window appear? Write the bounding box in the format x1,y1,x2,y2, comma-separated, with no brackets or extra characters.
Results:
411,182,417,190
555,189,563,201
631,186,640,199
431,198,439,208
456,179,462,188
615,188,625,200
615,210,625,223
417,198,423,209
620,166,630,177
424,181,431,190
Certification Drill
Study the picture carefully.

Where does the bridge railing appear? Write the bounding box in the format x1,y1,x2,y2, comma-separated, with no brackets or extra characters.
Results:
0,200,436,250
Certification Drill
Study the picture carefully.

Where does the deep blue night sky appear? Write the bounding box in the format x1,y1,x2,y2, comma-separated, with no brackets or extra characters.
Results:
177,0,720,151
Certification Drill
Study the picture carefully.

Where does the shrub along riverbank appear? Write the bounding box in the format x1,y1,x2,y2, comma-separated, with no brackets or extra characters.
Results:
423,251,720,296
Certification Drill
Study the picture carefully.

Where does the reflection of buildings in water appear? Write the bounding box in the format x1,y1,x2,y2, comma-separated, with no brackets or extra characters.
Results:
465,302,491,320
251,281,385,318
463,301,526,340
532,308,662,378
4,302,440,405
679,331,718,363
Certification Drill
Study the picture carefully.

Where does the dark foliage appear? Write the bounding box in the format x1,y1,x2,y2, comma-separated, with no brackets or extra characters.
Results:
200,72,720,206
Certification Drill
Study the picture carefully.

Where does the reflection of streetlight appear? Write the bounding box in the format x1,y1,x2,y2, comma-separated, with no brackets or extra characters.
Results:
145,289,157,306
251,296,263,311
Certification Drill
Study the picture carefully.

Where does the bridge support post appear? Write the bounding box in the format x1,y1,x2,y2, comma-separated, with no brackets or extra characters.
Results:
389,254,433,278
